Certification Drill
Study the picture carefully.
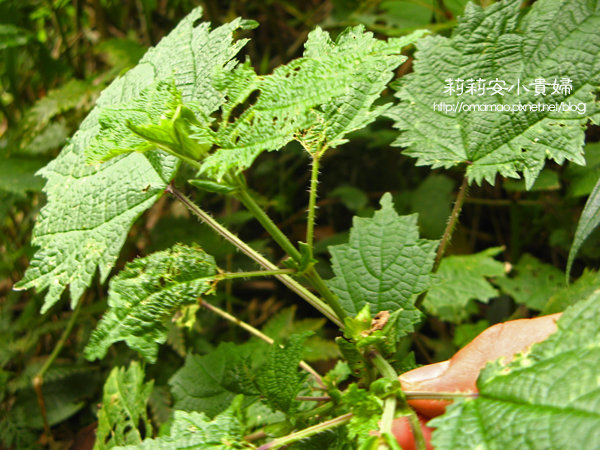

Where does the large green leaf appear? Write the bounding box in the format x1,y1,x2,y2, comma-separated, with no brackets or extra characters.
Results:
95,362,154,449
431,292,600,449
169,342,260,418
388,0,600,188
15,8,252,313
423,247,505,323
198,27,426,180
84,244,216,363
116,396,246,450
327,193,437,329
567,176,600,277
496,253,563,311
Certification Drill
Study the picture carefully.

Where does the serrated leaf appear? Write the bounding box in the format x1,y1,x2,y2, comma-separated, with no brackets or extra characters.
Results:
256,332,312,414
543,269,600,314
567,176,600,277
15,8,251,312
95,362,153,449
84,244,216,363
388,0,600,188
115,396,246,450
496,253,563,310
169,342,260,418
423,247,505,323
342,384,382,446
430,292,600,449
199,27,426,180
327,193,437,333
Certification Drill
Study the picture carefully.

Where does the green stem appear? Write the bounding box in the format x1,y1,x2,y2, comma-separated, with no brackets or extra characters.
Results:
231,176,347,323
306,153,321,257
433,175,469,272
371,352,426,450
234,185,303,262
216,268,296,280
257,413,353,450
415,175,469,311
404,391,478,400
33,296,84,441
199,299,326,390
167,185,342,327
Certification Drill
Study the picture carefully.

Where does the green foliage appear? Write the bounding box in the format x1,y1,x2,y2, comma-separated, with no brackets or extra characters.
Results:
198,27,426,180
169,342,260,418
84,244,216,363
543,269,600,314
328,193,437,326
0,158,45,195
496,253,563,310
256,332,311,414
96,362,154,449
430,292,600,449
423,247,505,322
388,0,600,187
117,396,248,450
567,176,600,277
14,8,252,313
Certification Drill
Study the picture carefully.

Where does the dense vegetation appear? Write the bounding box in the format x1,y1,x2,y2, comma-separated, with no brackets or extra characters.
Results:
2,0,600,448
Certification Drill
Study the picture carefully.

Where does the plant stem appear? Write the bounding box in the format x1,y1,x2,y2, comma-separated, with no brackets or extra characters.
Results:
306,153,321,257
257,413,353,450
167,185,342,327
199,299,326,390
234,186,303,262
433,175,469,272
371,352,426,450
33,296,84,442
415,175,469,311
403,391,478,400
216,268,296,280
231,177,347,323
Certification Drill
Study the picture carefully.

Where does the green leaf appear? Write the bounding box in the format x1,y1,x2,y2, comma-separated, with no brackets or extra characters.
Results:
567,176,600,277
543,269,600,314
115,396,246,450
503,169,560,192
409,174,455,239
423,247,505,323
430,292,600,449
256,332,312,414
87,79,211,164
565,142,600,197
341,384,382,446
495,253,563,310
15,8,251,313
84,244,216,363
0,158,46,195
0,24,33,50
327,193,437,331
199,27,426,180
388,0,600,188
95,362,154,449
169,342,260,418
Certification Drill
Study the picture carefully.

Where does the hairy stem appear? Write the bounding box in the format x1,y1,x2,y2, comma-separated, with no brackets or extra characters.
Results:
33,296,84,441
415,175,469,311
306,153,321,257
216,268,296,280
230,176,347,323
257,413,353,450
434,175,469,272
199,299,326,390
167,185,342,327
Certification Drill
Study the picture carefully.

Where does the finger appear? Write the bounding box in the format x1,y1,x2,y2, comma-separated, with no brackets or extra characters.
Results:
400,313,562,417
392,414,434,450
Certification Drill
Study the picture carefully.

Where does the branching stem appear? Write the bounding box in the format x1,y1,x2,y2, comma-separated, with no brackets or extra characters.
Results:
167,185,342,327
199,299,326,390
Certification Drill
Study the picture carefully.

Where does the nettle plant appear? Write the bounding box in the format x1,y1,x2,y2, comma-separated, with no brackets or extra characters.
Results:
15,0,600,448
